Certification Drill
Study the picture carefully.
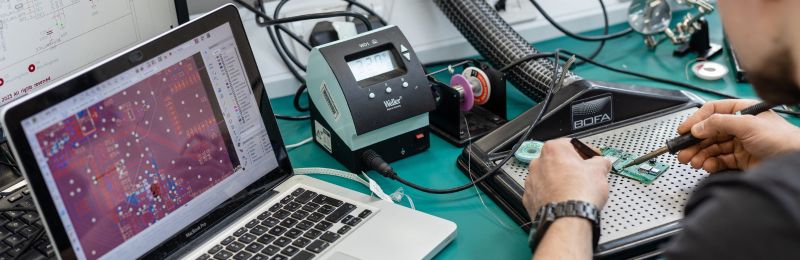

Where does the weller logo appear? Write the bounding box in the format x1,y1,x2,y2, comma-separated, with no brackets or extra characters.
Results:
383,96,403,110
571,95,613,130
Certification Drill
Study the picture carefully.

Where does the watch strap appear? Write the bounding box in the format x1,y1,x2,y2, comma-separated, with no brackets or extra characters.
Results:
530,200,601,252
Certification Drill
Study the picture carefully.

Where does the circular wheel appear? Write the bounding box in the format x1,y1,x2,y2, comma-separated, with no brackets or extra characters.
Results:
450,74,474,112
462,67,492,105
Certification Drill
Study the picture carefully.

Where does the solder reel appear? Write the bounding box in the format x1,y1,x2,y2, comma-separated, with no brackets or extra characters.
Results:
429,61,507,146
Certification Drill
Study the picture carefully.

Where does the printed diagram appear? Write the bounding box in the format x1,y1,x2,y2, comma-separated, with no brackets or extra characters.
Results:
0,0,81,56
0,0,135,105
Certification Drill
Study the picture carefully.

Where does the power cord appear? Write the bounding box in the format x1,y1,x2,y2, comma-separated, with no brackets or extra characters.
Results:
529,0,634,41
293,83,309,112
501,49,800,117
576,0,610,65
272,0,386,71
343,0,388,26
251,0,305,83
361,51,563,194
243,0,387,114
273,0,311,71
238,0,379,113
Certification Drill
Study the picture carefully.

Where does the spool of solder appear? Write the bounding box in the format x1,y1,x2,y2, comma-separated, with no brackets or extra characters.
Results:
515,140,544,163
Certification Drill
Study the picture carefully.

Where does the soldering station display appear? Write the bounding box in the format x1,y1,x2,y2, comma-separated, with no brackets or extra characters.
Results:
346,47,406,84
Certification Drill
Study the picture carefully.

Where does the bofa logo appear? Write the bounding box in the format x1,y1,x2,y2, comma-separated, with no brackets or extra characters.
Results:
571,95,613,130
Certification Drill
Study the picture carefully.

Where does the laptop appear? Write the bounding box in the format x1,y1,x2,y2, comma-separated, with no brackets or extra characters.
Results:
0,4,456,260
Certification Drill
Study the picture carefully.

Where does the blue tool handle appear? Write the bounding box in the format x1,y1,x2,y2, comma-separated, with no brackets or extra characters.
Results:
666,102,774,154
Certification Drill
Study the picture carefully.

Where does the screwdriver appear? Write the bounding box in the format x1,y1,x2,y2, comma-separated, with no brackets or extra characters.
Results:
622,102,775,168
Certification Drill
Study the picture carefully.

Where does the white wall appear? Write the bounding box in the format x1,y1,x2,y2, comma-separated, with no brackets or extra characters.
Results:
189,0,633,98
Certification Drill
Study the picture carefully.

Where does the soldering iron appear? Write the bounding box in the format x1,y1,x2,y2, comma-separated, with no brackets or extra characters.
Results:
623,102,775,168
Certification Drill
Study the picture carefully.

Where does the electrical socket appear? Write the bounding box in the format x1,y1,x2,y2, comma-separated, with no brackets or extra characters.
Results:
491,0,539,25
279,0,385,64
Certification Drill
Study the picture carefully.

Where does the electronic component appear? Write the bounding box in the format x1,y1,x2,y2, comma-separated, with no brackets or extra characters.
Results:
601,147,669,184
514,140,544,163
307,25,435,172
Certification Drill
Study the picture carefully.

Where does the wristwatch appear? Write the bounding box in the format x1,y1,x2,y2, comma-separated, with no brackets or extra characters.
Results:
528,200,601,253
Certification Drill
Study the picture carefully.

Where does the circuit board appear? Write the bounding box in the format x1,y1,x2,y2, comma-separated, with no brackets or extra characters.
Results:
601,147,670,184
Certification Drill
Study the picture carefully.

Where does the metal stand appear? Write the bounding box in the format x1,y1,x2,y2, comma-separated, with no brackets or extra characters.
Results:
429,72,507,147
673,19,722,59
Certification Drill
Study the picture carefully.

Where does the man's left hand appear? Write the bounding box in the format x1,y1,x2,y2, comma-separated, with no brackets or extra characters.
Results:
523,138,612,218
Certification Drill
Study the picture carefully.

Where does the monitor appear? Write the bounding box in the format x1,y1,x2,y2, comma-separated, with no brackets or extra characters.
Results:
0,0,185,107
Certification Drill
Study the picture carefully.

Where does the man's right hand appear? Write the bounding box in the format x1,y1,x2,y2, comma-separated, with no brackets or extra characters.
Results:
676,99,800,173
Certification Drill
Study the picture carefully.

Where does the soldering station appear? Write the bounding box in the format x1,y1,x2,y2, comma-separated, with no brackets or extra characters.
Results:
0,0,796,259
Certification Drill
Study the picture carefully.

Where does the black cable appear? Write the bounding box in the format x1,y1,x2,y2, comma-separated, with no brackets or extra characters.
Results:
17,228,45,258
364,52,563,194
0,160,17,170
494,0,506,11
423,58,486,70
236,0,373,30
551,49,800,117
250,1,311,51
342,0,388,26
575,0,609,66
239,0,374,73
275,114,311,121
273,0,309,71
293,84,309,112
529,0,633,42
0,144,20,175
251,0,305,83
499,53,555,72
276,25,312,51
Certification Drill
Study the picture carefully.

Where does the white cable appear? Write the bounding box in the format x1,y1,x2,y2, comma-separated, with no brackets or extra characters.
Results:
389,187,416,210
286,137,313,150
293,167,370,187
464,115,512,230
404,194,415,210
294,167,418,209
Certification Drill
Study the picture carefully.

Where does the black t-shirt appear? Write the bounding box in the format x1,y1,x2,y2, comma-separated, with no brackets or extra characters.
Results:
664,151,800,259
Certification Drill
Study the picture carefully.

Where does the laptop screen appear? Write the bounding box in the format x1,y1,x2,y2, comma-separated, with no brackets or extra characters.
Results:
18,22,279,260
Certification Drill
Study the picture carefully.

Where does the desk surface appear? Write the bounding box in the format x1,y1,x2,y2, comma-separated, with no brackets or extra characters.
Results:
268,13,797,259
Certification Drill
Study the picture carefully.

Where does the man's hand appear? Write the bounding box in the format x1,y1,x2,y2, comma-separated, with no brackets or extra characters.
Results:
677,99,800,173
523,138,611,219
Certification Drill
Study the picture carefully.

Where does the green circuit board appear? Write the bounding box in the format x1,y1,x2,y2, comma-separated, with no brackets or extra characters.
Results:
600,147,670,185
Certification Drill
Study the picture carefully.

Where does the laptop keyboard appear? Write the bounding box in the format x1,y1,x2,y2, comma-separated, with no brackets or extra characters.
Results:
196,187,374,260
0,186,55,260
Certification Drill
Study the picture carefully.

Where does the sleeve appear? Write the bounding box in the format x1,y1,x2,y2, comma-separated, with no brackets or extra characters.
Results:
663,172,800,260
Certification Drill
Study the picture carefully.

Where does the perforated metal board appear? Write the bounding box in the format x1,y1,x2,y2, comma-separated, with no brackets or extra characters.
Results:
501,108,708,243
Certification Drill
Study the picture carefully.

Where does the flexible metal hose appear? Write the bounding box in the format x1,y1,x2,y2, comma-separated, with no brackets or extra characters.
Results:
434,0,581,101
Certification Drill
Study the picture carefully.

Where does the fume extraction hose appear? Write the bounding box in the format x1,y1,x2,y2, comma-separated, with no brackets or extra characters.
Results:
433,0,581,101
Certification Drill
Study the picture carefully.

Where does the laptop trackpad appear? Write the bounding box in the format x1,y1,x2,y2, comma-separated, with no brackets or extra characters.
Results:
327,252,362,260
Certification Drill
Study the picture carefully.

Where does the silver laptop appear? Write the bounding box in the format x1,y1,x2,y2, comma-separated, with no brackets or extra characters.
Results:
0,5,455,260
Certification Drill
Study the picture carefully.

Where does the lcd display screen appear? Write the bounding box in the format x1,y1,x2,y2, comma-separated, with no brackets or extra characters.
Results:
347,50,401,82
